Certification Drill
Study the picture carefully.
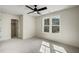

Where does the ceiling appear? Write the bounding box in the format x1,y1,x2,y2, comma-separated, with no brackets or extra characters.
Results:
0,5,76,16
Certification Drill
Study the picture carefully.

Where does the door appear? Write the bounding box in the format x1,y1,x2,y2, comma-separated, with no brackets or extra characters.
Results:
11,19,18,38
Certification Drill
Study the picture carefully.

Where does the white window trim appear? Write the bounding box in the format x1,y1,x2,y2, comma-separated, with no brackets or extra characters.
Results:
42,17,50,33
50,15,60,33
42,15,60,33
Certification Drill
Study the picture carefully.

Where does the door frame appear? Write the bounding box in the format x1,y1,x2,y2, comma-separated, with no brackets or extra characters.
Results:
11,19,18,38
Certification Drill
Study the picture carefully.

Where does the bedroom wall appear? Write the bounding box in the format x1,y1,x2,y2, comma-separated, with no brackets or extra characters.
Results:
0,12,36,40
0,12,19,41
23,14,35,39
18,15,23,39
35,6,79,47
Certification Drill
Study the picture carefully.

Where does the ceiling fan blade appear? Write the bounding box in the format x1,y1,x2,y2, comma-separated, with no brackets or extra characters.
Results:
25,5,34,10
38,7,47,11
37,11,40,14
27,11,35,14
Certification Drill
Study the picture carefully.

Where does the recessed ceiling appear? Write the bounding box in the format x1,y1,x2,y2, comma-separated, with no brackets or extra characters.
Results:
0,5,76,16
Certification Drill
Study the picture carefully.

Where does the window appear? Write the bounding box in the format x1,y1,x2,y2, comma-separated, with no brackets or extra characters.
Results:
52,17,60,33
52,17,59,25
44,18,49,25
42,16,60,33
52,26,59,33
44,26,49,32
43,18,50,32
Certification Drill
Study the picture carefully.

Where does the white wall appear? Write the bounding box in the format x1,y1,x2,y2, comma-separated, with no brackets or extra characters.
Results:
23,14,35,39
36,6,79,47
18,15,23,39
0,12,36,40
0,12,19,41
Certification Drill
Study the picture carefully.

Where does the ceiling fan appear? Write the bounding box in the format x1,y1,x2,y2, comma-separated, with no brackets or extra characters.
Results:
25,5,47,14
